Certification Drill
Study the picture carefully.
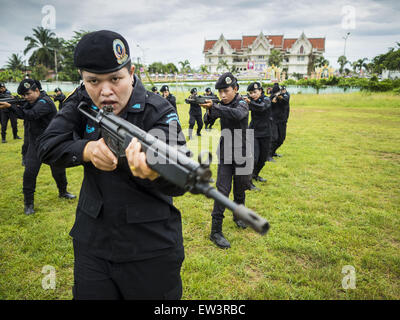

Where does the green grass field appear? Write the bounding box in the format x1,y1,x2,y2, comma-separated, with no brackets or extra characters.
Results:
0,92,399,299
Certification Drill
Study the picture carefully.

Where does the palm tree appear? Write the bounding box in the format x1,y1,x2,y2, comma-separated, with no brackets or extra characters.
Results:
6,53,25,70
24,26,57,68
356,58,368,74
307,52,317,75
268,49,283,67
216,59,229,72
178,60,191,73
337,55,349,74
315,55,329,68
200,64,209,73
351,61,358,74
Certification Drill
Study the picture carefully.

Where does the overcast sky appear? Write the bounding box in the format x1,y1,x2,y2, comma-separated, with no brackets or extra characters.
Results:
0,0,399,70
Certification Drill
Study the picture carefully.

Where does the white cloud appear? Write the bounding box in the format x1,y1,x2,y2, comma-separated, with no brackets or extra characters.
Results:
0,0,399,70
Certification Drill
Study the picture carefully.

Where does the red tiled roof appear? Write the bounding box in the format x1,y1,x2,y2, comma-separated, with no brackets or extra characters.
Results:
266,35,283,47
283,39,297,50
227,40,242,50
203,40,217,52
283,38,325,50
309,38,325,50
204,35,325,52
242,36,257,48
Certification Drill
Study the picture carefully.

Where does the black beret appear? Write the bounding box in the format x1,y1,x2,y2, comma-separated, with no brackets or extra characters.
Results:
0,83,5,88
205,87,211,93
54,87,61,92
160,85,169,92
151,86,158,92
74,30,131,74
190,88,197,94
215,72,238,89
247,82,262,92
17,79,41,95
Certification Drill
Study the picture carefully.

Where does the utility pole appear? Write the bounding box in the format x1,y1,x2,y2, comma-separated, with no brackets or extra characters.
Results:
343,32,350,57
54,49,58,81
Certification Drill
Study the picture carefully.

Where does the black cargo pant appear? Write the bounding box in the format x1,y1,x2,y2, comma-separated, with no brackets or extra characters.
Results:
270,121,287,155
23,142,67,204
253,136,271,177
188,113,203,136
1,110,18,139
72,240,185,300
204,113,216,129
211,163,250,221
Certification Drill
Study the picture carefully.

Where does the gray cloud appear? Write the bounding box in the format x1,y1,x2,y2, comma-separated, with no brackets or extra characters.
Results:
0,0,399,70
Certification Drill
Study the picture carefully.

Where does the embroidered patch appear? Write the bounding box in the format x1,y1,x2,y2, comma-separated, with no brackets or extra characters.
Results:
113,39,128,65
86,125,95,133
131,104,141,109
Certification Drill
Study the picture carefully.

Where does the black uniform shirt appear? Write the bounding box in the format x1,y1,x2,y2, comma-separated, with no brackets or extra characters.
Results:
187,95,202,116
0,89,12,114
249,93,272,138
208,93,250,166
54,93,66,110
37,76,187,262
11,91,57,145
270,92,290,123
165,94,177,112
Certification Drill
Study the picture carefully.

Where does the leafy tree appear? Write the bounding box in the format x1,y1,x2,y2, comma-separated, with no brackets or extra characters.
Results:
5,53,25,70
199,64,209,73
24,26,57,68
356,58,368,74
165,63,178,74
315,55,329,68
57,30,90,81
337,55,349,74
216,59,229,72
268,49,283,67
0,69,24,82
31,64,48,80
178,60,191,73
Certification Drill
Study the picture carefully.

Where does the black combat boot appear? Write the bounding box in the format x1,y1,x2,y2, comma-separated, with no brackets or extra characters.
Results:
254,176,267,182
209,218,230,249
59,189,77,200
233,217,248,229
24,203,35,215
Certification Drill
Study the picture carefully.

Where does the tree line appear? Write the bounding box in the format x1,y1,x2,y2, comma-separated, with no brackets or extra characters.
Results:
1,27,399,82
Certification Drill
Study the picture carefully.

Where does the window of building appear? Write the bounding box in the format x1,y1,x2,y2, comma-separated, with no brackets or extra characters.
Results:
258,55,264,59
297,56,305,62
300,45,304,54
220,47,225,55
209,58,212,63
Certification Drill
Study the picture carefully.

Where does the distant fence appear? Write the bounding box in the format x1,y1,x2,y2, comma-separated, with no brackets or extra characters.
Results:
5,79,361,95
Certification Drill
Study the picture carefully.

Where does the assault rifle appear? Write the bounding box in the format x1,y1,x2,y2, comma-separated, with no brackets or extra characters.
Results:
0,94,26,106
185,95,220,105
77,102,270,235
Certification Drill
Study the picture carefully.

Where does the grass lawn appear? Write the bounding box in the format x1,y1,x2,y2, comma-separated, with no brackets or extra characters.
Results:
0,91,399,299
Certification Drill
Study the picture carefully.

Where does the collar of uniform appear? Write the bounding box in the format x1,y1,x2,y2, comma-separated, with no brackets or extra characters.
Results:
28,91,47,106
220,93,240,106
126,75,146,114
